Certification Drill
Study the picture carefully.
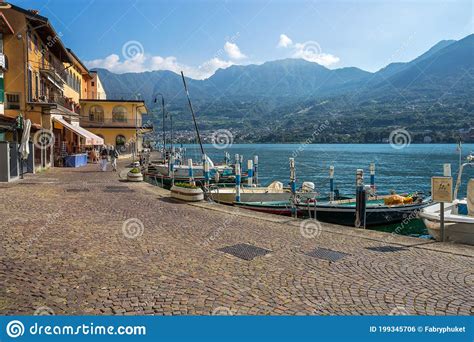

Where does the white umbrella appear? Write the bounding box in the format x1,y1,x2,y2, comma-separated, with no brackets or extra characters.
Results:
19,119,31,160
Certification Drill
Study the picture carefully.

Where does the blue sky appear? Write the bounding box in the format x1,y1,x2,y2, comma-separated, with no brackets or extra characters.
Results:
15,0,473,79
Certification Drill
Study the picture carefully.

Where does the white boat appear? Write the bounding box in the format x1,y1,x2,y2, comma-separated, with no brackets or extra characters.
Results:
209,181,318,204
420,154,474,245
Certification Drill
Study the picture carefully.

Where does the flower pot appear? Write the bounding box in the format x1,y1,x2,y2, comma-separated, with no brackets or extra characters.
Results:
127,171,144,182
171,185,204,202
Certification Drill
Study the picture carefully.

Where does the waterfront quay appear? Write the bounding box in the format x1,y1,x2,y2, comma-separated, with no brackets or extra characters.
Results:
0,159,472,316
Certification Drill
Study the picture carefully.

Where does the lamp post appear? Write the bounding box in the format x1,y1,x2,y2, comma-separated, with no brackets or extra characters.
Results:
154,93,166,152
135,103,146,162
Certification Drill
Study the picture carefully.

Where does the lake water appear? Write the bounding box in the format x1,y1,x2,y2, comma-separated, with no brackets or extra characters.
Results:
182,143,474,198
171,143,473,237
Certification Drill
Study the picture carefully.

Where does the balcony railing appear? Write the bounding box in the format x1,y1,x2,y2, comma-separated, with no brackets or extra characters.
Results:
0,53,8,71
31,93,81,114
79,117,154,129
40,64,67,85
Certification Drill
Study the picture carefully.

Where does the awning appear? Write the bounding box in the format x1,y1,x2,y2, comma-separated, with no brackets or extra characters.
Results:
53,117,104,145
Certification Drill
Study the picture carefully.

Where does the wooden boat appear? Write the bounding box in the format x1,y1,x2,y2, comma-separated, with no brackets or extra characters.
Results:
420,155,474,245
296,194,431,227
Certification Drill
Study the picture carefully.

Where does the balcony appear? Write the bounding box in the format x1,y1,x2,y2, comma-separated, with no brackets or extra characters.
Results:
0,53,8,71
80,117,154,130
31,93,81,115
40,63,67,88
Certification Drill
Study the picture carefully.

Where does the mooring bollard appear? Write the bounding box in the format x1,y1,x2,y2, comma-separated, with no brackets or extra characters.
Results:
188,158,194,186
204,157,210,188
247,160,253,186
289,158,297,218
355,169,366,228
370,162,376,197
235,162,241,202
253,155,259,185
329,165,335,202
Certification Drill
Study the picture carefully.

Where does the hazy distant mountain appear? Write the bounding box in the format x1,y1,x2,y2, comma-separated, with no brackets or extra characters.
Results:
95,34,474,142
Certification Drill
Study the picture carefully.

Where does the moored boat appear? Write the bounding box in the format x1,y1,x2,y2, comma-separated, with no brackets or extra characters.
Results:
420,154,474,245
297,194,431,227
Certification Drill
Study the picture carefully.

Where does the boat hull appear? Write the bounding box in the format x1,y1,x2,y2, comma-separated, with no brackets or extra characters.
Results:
420,201,474,245
423,219,474,245
298,200,430,227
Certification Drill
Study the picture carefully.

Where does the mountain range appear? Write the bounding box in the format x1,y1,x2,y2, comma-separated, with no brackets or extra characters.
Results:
95,34,474,143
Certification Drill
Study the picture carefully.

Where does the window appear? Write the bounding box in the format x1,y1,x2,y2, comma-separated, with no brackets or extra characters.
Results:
116,135,126,148
88,105,104,122
27,69,33,101
6,93,20,110
91,81,95,87
35,73,39,99
33,35,38,52
27,32,32,51
112,105,127,122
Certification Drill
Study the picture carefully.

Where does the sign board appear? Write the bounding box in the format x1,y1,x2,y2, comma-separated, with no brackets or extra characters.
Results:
431,176,453,203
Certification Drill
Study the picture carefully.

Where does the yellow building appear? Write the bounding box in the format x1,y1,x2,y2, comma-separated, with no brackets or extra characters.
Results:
86,71,106,100
79,99,152,154
0,2,104,169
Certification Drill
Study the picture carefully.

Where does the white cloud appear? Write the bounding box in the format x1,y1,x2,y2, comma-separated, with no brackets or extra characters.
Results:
277,34,293,48
292,42,340,67
85,54,233,80
224,41,247,60
277,35,340,67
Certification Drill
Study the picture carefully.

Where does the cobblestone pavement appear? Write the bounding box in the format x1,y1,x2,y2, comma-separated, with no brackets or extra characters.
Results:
0,160,473,316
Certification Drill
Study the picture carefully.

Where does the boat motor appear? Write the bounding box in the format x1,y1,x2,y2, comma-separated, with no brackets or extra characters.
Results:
301,182,315,193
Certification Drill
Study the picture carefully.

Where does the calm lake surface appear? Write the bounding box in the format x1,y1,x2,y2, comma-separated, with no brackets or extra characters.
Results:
183,143,474,198
176,143,473,237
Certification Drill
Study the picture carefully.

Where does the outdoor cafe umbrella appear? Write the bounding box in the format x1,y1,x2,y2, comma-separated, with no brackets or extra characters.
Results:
19,119,31,160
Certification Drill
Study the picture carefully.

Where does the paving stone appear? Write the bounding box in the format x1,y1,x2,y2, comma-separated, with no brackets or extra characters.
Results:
0,159,472,316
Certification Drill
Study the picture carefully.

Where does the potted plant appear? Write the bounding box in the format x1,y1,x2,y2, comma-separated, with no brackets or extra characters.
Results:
171,182,204,202
127,167,143,182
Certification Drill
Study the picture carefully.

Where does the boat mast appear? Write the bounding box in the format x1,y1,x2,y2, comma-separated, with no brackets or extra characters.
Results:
180,71,205,157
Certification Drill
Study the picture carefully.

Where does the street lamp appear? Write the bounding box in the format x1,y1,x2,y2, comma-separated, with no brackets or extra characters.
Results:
154,93,166,152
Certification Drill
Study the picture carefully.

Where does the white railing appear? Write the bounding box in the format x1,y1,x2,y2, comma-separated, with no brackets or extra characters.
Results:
0,53,7,70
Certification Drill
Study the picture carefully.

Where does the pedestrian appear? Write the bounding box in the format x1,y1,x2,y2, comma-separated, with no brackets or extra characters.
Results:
110,146,119,171
99,146,108,172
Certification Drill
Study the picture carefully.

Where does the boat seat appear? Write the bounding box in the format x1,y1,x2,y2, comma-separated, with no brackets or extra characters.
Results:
468,179,474,216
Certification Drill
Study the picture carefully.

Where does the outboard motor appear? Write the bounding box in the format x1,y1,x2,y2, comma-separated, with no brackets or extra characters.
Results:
301,182,315,193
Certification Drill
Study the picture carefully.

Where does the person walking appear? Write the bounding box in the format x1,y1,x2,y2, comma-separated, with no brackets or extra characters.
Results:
110,146,119,172
100,146,108,172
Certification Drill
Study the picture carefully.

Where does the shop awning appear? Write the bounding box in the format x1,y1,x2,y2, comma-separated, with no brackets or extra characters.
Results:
53,117,104,146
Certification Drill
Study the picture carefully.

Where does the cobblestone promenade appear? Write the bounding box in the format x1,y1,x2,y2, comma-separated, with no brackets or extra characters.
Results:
0,160,472,315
